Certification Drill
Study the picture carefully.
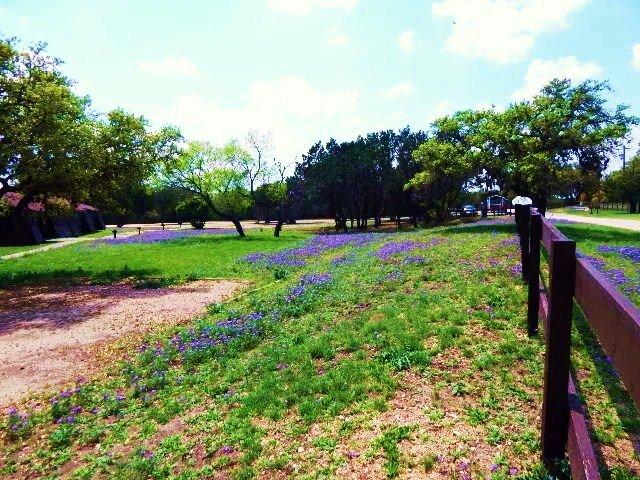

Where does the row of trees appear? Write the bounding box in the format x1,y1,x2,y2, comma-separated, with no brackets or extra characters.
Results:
291,80,635,226
2,35,637,239
294,129,427,230
0,37,295,237
603,156,640,213
407,80,634,219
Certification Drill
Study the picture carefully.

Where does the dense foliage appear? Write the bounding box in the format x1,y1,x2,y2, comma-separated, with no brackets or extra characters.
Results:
294,128,427,229
0,37,181,221
604,155,640,213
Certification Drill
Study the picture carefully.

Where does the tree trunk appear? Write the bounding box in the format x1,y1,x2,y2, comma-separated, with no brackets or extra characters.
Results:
231,217,246,237
536,197,548,217
274,219,284,238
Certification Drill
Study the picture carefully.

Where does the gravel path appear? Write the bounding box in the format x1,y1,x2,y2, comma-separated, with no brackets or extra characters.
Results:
546,212,640,231
0,280,245,406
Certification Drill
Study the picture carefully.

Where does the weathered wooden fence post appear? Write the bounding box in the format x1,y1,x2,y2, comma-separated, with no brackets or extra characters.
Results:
515,205,531,281
527,211,542,336
541,237,576,463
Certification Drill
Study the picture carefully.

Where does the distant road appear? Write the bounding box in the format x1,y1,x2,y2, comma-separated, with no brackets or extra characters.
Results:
547,211,640,232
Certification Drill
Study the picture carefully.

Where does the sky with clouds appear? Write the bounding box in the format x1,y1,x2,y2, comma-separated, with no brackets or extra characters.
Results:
1,0,639,169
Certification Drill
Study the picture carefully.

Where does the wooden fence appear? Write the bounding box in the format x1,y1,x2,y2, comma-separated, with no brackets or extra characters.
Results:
514,205,640,480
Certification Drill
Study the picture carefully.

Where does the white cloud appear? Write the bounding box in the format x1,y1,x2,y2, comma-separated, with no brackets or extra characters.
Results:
426,100,455,124
512,56,602,99
139,76,360,162
380,82,415,98
266,0,358,16
326,29,350,46
397,30,416,54
137,57,198,77
632,43,640,71
432,0,589,63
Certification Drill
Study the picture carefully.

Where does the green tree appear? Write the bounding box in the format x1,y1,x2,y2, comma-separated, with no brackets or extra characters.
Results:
500,80,635,213
408,135,476,222
0,38,93,213
159,141,252,236
604,156,640,213
87,109,182,221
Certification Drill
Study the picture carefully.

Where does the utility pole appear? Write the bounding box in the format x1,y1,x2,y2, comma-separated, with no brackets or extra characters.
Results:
621,134,632,170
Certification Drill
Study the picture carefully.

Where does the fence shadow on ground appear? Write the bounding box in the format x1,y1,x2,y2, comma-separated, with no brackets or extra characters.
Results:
571,306,640,466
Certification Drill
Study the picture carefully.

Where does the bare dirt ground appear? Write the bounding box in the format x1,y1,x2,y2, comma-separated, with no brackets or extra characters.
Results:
0,280,245,406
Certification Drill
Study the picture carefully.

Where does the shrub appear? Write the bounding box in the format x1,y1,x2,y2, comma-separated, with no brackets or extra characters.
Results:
176,197,210,227
45,197,73,218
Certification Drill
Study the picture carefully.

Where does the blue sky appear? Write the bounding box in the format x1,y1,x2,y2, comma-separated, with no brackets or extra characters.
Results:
1,0,639,169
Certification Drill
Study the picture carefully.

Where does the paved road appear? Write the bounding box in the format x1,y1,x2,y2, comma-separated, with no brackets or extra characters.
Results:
547,211,640,232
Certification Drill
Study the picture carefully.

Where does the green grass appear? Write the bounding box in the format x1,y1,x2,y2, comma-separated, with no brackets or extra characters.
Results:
0,230,115,258
554,222,640,306
0,244,41,257
552,208,640,220
0,230,310,287
1,222,638,479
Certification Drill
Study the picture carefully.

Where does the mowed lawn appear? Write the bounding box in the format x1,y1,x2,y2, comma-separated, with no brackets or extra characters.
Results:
552,208,640,221
0,230,311,288
1,222,638,479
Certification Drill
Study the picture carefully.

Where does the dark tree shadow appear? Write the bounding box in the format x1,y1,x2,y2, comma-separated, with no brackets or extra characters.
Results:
0,275,219,335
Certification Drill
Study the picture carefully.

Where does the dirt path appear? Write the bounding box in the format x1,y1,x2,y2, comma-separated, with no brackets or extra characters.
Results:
547,211,640,231
0,280,245,406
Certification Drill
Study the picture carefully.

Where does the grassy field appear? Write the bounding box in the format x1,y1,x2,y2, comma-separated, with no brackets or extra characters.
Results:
0,230,311,288
555,222,640,306
1,222,638,479
552,208,640,220
0,245,40,257
0,230,116,258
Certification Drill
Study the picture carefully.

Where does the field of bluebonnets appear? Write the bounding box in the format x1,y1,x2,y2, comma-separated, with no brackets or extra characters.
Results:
1,221,639,479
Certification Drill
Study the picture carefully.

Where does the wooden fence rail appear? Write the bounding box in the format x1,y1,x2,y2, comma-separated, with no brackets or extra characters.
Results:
515,206,640,480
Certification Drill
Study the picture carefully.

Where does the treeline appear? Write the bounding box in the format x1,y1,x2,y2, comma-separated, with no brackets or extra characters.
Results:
294,129,427,230
296,80,636,225
603,156,640,213
2,35,638,240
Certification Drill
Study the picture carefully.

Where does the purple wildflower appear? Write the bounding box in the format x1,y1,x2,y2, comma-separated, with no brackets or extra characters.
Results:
244,233,378,268
598,245,640,264
375,238,441,260
139,449,154,459
385,270,403,281
102,228,236,245
403,255,426,265
219,445,235,455
501,236,519,247
510,263,522,277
